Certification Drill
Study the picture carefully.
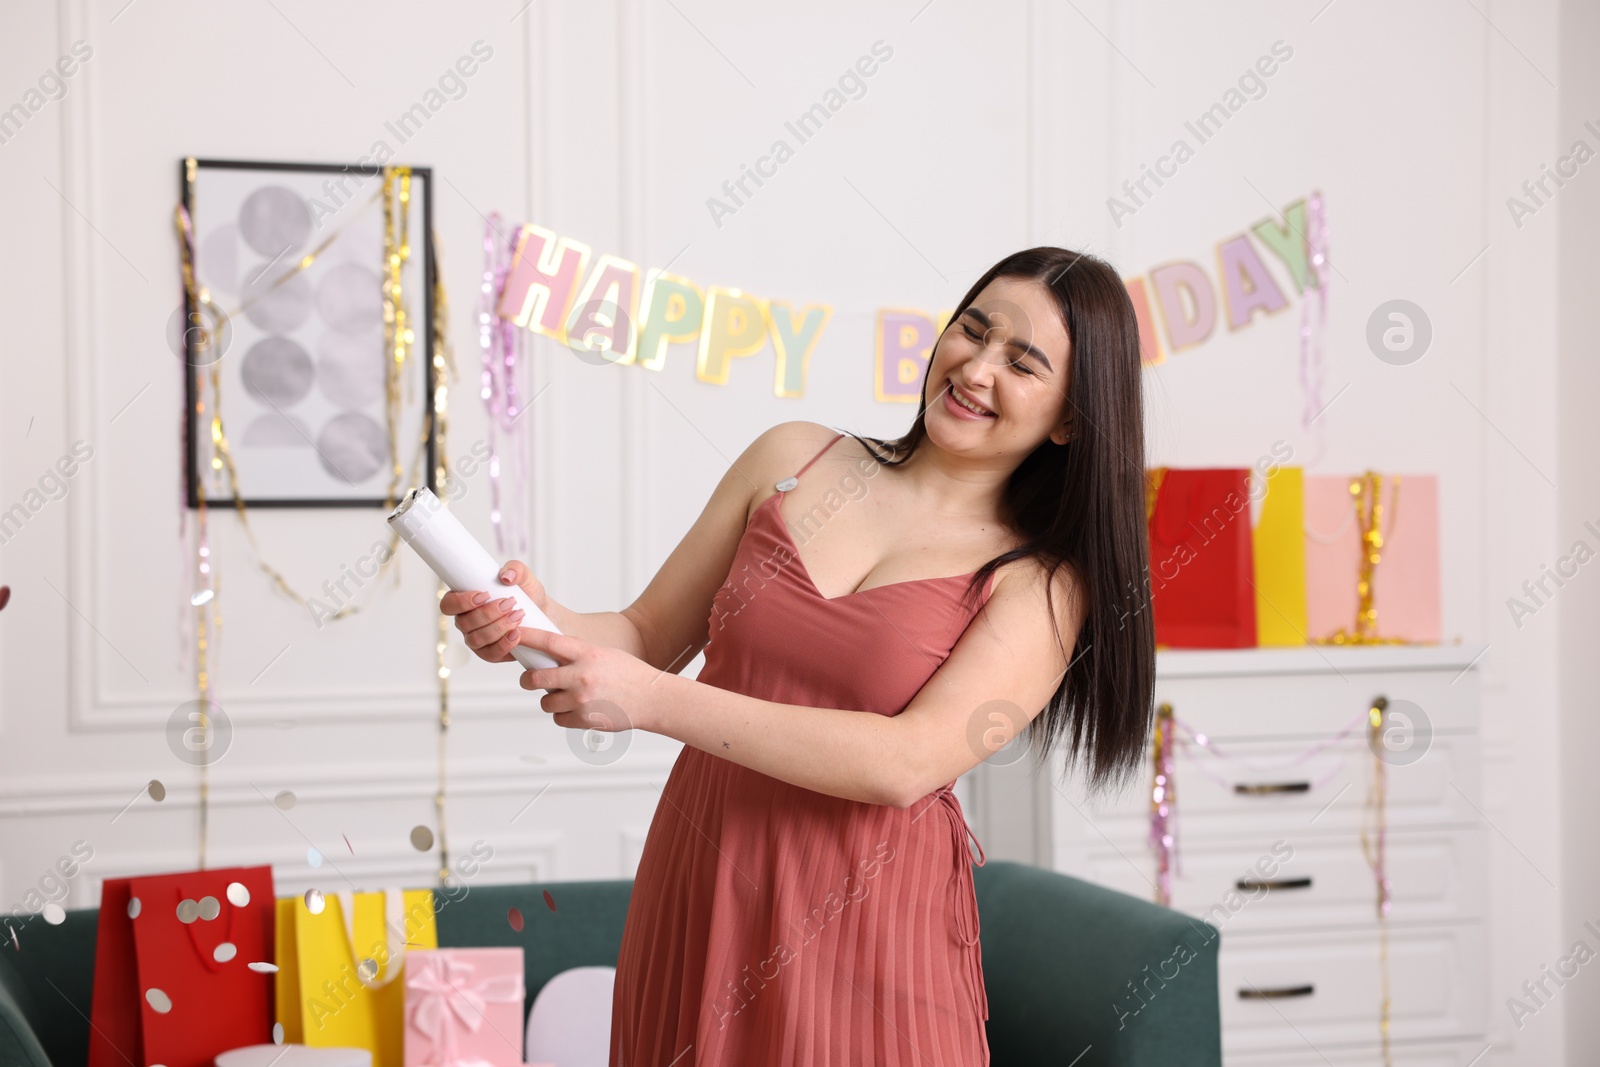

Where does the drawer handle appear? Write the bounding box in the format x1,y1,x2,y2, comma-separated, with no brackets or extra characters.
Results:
1235,876,1312,892
1239,984,1315,1000
1234,781,1311,795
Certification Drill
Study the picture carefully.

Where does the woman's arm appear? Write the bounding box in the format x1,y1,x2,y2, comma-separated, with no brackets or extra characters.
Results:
445,421,832,672
519,556,1084,808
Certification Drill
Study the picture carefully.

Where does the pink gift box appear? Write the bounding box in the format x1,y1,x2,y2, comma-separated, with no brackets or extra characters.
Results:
403,948,526,1067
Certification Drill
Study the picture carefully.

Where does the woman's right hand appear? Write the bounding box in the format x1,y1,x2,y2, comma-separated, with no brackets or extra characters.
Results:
438,560,550,664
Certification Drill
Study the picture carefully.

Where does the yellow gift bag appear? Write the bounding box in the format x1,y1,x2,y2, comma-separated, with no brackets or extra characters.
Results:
275,888,437,1067
1251,465,1308,646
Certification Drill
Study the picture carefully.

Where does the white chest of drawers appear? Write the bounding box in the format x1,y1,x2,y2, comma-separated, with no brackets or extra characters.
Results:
1050,646,1489,1065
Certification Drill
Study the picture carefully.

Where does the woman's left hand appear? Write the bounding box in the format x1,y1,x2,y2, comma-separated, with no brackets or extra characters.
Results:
514,628,665,735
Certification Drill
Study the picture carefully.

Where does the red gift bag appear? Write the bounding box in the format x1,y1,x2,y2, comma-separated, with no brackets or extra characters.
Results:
89,865,276,1067
1145,468,1258,648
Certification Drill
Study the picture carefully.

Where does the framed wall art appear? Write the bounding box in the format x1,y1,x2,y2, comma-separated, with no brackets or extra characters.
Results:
179,157,437,508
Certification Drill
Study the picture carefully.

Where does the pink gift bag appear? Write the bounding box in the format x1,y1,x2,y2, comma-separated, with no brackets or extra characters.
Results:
403,948,526,1067
1303,473,1441,643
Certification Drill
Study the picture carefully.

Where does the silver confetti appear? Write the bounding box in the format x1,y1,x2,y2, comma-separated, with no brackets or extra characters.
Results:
226,882,250,908
198,896,220,921
147,780,166,802
213,941,237,963
410,825,435,852
273,1022,285,1045
304,888,325,915
307,847,323,869
356,957,378,984
248,961,280,974
176,899,200,924
274,790,297,810
42,903,65,925
145,987,172,1013
127,897,141,919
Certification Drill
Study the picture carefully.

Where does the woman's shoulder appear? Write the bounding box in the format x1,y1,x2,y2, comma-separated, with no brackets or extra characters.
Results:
748,420,862,477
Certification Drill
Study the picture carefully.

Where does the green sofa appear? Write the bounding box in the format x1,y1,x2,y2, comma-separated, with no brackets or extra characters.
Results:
0,860,1220,1066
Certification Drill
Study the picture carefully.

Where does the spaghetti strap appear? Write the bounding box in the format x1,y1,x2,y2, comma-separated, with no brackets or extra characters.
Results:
792,430,847,481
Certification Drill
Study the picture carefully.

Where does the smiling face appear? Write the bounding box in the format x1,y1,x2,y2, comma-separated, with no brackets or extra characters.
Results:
922,275,1074,453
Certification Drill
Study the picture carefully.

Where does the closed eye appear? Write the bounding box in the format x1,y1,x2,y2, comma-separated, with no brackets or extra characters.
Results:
961,323,1035,375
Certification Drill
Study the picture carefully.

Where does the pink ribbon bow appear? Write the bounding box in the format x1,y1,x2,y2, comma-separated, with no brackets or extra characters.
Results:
405,953,525,1067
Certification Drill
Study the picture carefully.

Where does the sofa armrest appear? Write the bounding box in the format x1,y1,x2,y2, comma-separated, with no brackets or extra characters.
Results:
0,955,55,1067
973,860,1222,1067
0,909,101,1067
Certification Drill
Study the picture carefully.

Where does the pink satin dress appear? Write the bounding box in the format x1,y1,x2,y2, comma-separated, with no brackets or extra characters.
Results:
610,431,994,1066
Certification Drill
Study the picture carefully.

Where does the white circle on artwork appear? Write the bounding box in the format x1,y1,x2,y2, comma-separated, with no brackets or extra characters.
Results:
198,221,241,300
238,185,312,258
241,268,313,334
317,330,386,408
242,337,315,406
241,412,312,448
316,412,388,484
316,263,385,334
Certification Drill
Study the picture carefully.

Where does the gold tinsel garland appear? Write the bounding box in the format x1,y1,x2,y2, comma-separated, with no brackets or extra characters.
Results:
176,162,455,880
1311,471,1406,646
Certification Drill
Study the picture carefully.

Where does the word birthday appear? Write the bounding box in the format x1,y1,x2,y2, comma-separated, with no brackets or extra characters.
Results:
496,191,1326,401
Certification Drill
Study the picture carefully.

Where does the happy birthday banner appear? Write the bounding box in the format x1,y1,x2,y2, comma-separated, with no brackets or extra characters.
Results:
494,192,1326,400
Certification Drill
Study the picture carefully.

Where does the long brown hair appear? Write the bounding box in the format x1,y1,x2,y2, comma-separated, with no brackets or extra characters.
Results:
840,246,1155,797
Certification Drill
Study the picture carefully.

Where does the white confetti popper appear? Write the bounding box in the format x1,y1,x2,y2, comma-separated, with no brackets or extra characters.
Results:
387,487,561,670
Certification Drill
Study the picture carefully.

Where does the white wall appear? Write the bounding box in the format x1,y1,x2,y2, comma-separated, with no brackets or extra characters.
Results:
0,0,1585,1062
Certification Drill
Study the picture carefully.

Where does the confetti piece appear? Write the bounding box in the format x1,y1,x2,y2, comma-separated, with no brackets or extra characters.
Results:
145,987,172,1013
147,780,166,801
307,847,323,869
410,825,434,851
198,896,220,921
342,833,354,854
508,907,524,932
128,897,142,918
190,589,214,607
213,941,236,962
274,790,296,810
272,1021,285,1044
543,890,556,912
0,585,11,611
249,962,279,974
176,899,199,924
226,882,250,907
304,888,325,915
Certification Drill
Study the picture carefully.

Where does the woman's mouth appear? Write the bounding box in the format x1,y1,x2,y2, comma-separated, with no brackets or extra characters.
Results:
943,382,996,419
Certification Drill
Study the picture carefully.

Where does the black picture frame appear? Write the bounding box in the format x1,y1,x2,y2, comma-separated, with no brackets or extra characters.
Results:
181,157,437,509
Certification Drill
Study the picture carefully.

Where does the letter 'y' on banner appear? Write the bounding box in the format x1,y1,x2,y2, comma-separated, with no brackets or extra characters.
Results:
765,300,832,398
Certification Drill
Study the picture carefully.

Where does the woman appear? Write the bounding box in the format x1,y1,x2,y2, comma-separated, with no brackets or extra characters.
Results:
441,246,1156,1066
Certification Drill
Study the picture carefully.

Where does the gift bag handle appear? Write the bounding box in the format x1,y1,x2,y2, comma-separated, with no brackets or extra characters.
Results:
333,887,410,989
170,881,239,974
